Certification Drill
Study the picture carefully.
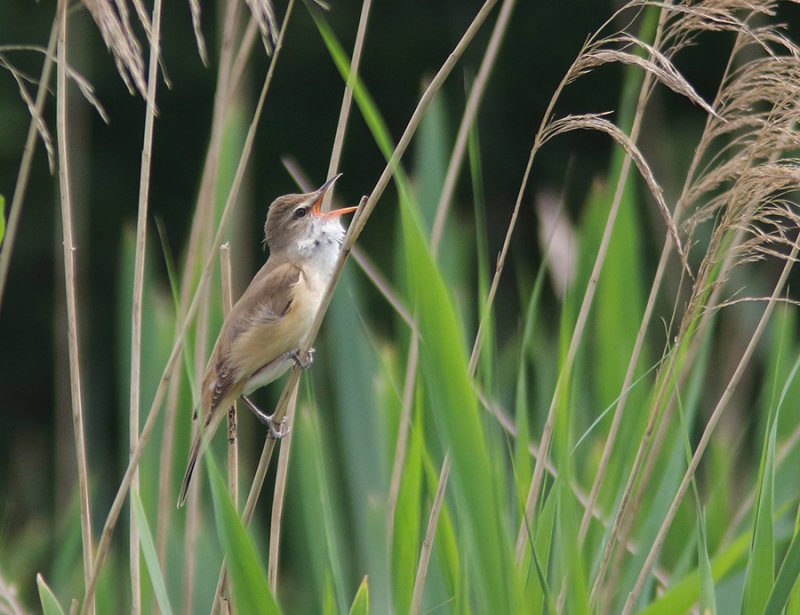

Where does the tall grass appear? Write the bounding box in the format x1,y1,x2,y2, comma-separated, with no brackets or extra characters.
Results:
3,0,800,614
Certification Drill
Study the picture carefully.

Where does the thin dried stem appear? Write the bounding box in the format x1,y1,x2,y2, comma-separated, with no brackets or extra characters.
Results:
386,331,419,548
578,1,671,547
220,244,238,505
430,0,516,254
0,22,57,315
588,20,748,603
239,0,499,506
211,2,499,607
227,19,259,109
409,453,451,615
216,243,239,609
621,236,800,615
268,400,297,593
56,2,95,613
128,0,163,609
181,1,246,610
321,0,372,212
77,0,293,608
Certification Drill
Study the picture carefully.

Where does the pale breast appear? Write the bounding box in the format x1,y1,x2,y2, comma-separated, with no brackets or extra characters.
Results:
231,267,325,389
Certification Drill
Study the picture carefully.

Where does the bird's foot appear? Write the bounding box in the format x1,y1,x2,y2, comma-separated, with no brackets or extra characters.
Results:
241,395,291,439
289,347,315,369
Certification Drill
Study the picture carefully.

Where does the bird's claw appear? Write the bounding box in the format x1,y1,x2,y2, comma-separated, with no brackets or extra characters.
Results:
242,395,291,439
266,415,291,439
290,348,315,369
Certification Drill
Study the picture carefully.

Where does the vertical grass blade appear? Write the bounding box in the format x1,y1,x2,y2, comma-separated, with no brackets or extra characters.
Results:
764,512,800,615
400,184,515,612
392,409,423,615
636,529,751,615
696,510,717,615
131,487,174,615
742,391,779,614
348,576,369,615
205,451,282,615
37,574,66,615
780,504,800,615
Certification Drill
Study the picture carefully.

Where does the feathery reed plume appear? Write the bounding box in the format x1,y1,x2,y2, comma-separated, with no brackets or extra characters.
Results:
82,0,147,96
244,0,279,55
589,1,800,608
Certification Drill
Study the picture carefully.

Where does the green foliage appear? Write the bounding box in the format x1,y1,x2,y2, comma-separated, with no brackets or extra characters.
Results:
206,451,282,615
400,174,517,612
131,487,174,615
7,3,800,615
347,577,369,615
36,574,66,615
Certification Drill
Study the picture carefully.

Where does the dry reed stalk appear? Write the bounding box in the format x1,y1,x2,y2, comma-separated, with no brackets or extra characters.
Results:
178,2,245,610
128,0,163,610
226,19,260,109
321,0,372,212
267,399,296,594
220,244,239,506
0,22,58,314
577,0,673,548
282,160,418,563
621,236,800,614
206,2,500,609
512,0,768,564
56,2,94,614
593,10,800,601
77,0,294,608
386,331,419,549
262,0,373,597
217,243,239,611
589,16,748,603
408,0,518,571
430,0,517,254
554,59,673,610
409,452,451,615
236,0,500,526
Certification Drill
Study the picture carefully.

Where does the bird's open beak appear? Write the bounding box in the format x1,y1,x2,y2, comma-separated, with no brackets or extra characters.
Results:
312,174,358,217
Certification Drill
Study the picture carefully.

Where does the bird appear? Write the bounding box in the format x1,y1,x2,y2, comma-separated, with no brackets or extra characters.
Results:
178,174,357,506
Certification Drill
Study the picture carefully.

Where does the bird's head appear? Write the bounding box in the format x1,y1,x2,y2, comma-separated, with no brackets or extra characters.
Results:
263,174,357,257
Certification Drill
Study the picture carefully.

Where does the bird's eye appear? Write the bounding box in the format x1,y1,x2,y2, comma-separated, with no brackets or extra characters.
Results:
294,207,307,218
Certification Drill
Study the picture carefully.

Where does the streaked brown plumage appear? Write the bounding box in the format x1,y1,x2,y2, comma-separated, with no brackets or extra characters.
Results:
178,175,356,506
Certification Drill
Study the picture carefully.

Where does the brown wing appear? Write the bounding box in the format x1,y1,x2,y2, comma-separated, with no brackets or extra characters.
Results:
199,260,303,418
181,261,306,507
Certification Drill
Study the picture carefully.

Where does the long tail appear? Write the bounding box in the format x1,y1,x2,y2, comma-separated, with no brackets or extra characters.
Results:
177,406,227,507
178,428,203,507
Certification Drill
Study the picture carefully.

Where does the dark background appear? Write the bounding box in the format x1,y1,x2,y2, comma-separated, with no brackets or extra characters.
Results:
2,0,799,577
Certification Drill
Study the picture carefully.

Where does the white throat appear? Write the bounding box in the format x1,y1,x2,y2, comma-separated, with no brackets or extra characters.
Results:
292,216,346,285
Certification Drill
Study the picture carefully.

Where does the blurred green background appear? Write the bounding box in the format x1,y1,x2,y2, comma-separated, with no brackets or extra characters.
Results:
4,1,800,613
0,0,632,529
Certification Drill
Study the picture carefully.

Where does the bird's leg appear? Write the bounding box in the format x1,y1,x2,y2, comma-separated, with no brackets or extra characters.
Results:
241,395,290,439
287,347,314,369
